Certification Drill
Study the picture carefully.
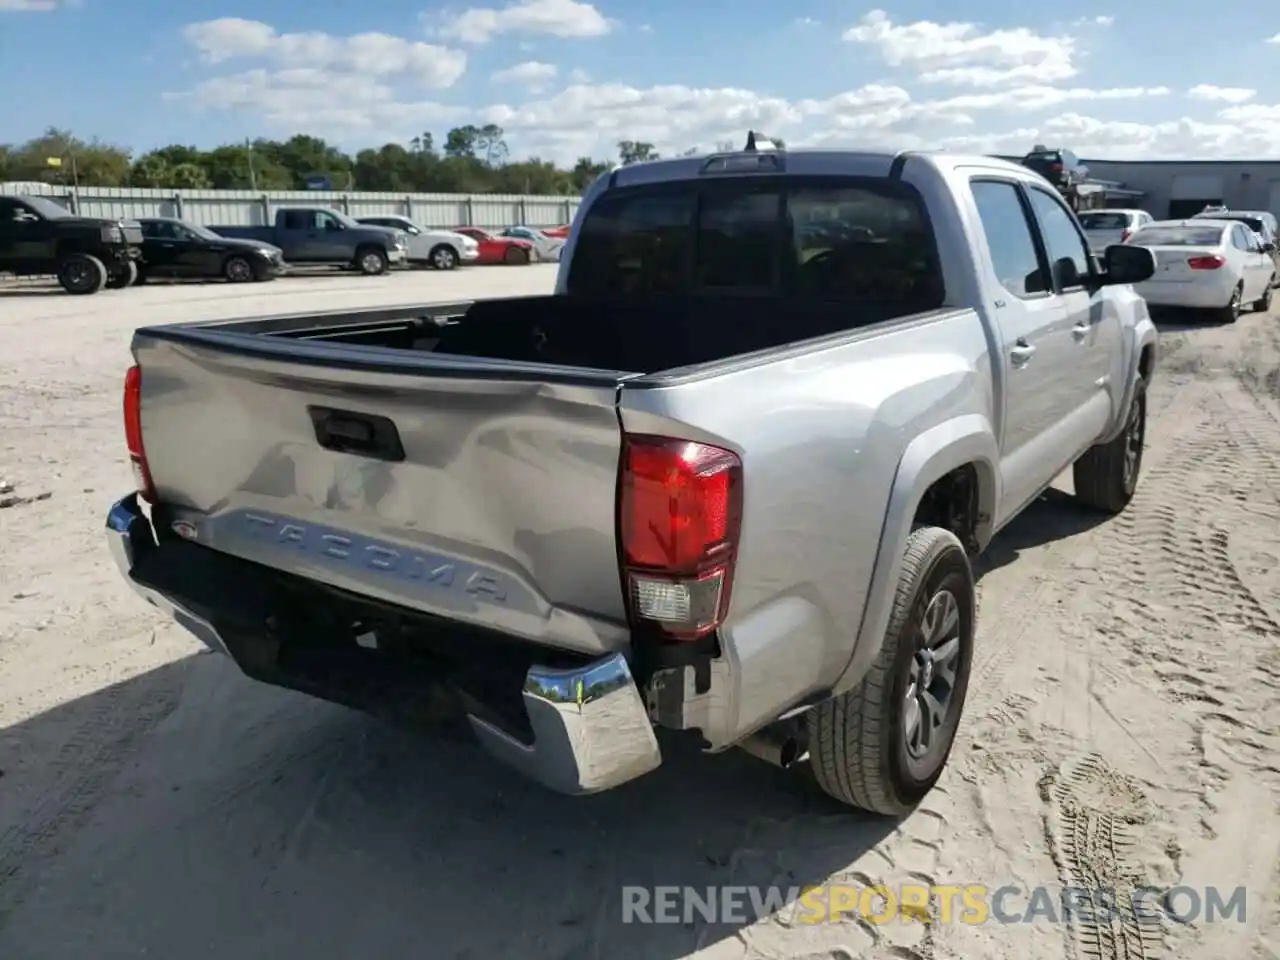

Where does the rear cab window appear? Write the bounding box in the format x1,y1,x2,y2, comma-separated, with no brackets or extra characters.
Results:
1078,212,1132,231
565,175,945,309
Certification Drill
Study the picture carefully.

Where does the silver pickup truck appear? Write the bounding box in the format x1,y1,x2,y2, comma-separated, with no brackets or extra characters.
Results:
106,142,1158,815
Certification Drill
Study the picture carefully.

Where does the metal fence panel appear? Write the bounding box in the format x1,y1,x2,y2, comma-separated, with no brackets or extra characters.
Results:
0,182,581,230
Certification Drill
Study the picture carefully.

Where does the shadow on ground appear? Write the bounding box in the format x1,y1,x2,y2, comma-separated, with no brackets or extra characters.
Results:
0,650,897,960
975,487,1110,579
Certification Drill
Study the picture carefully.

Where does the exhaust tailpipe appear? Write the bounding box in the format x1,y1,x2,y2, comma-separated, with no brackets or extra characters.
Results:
737,720,806,769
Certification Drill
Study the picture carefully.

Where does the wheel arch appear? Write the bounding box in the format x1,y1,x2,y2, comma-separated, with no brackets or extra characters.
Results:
829,414,997,700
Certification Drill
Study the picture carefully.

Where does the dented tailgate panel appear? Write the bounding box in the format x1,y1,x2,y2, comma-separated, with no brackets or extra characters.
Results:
135,334,631,656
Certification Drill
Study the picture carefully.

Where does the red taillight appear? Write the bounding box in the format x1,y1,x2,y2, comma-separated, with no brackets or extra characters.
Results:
1120,229,1131,243
123,365,155,502
1187,255,1225,270
619,435,743,640
1050,162,1063,171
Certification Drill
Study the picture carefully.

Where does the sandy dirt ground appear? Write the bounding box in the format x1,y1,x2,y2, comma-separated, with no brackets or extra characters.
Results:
0,266,1278,960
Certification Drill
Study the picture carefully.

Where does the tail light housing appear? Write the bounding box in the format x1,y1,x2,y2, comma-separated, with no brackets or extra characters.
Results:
1049,162,1063,172
619,435,743,640
1120,229,1132,243
123,365,156,502
1187,255,1225,270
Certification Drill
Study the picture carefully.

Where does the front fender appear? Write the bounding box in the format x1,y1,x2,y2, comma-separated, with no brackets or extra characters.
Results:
829,414,999,698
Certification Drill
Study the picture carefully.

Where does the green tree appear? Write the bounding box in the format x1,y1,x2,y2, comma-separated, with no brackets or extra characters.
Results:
2,126,624,198
617,140,659,165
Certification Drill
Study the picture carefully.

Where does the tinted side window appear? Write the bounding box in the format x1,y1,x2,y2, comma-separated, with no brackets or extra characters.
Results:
1027,188,1091,288
281,210,308,230
970,181,1048,299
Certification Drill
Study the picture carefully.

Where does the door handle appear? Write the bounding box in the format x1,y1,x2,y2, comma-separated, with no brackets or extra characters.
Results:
1010,340,1036,365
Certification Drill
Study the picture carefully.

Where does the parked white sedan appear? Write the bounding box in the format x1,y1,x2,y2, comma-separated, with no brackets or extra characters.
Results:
1079,208,1153,255
498,226,565,262
355,215,479,269
1126,219,1275,321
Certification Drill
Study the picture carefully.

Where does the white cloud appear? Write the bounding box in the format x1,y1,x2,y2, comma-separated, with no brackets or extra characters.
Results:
433,0,610,44
491,60,558,93
165,68,468,131
1188,84,1256,104
793,17,820,27
1072,14,1115,27
0,0,59,9
844,9,1078,86
1268,32,1280,44
181,18,466,87
165,16,1280,165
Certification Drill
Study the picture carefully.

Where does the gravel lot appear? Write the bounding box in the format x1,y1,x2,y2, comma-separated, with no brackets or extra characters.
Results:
1,268,1278,960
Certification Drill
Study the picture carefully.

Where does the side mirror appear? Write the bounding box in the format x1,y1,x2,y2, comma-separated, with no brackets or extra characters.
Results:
1052,255,1084,289
1264,241,1276,253
1101,244,1155,285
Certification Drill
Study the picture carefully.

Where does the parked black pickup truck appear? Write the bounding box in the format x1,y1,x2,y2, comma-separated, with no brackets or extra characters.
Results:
210,207,408,275
0,194,143,294
136,217,285,283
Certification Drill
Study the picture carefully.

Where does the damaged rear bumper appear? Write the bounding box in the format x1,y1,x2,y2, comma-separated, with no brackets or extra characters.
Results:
105,494,662,796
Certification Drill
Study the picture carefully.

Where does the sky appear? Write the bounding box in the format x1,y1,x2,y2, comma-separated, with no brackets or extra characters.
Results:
2,0,1279,166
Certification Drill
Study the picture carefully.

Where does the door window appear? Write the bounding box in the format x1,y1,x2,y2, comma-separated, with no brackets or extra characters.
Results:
281,210,309,230
1027,188,1092,289
970,180,1049,299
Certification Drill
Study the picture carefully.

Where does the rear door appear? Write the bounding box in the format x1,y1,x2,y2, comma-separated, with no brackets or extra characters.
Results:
276,209,319,261
139,220,180,274
967,178,1075,521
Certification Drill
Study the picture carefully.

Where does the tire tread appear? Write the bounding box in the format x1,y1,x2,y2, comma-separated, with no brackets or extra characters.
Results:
808,526,969,815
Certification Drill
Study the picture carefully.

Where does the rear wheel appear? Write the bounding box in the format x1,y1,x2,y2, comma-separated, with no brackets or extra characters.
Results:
355,245,389,275
807,526,974,815
504,246,529,266
56,253,108,295
105,260,138,289
1217,283,1243,323
223,255,254,283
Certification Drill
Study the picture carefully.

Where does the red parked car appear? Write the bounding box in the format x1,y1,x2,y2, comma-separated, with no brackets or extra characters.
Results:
451,227,534,265
542,224,570,239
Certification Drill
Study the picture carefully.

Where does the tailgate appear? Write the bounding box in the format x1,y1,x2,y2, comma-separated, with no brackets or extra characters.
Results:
133,330,633,656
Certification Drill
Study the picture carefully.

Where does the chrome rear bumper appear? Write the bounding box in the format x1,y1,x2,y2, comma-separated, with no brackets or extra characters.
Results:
105,494,662,796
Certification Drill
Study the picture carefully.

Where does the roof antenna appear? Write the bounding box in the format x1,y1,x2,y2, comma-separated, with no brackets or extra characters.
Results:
745,131,758,152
